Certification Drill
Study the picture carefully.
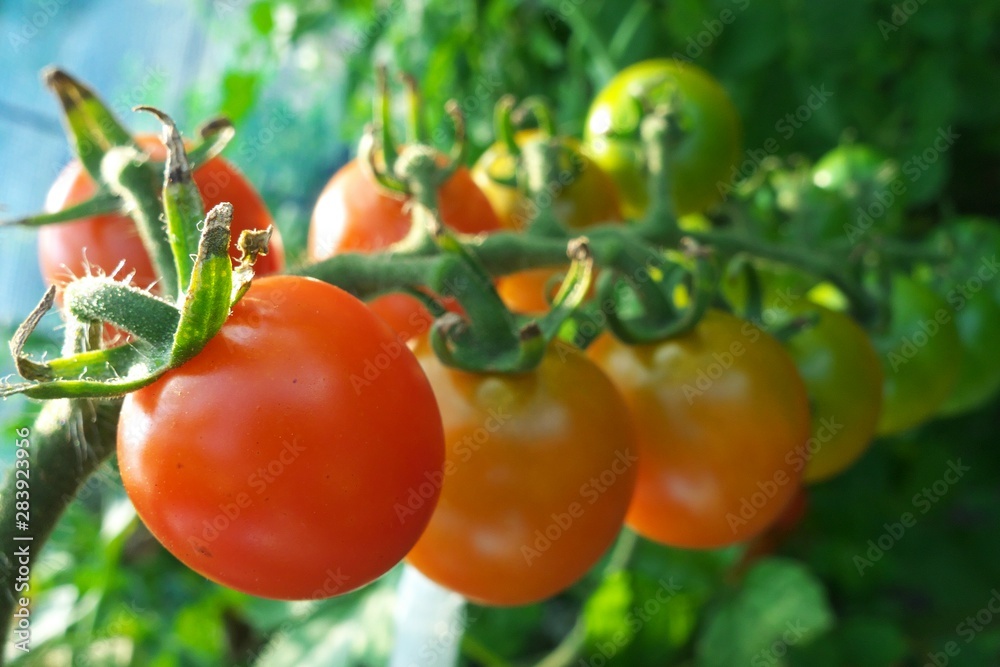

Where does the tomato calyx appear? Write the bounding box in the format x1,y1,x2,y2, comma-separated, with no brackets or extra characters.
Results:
361,67,467,205
3,108,272,400
3,70,235,232
427,225,595,373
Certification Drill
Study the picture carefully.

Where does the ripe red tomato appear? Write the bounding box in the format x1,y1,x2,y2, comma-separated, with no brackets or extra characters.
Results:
405,343,638,606
589,310,810,548
40,136,285,292
584,59,742,218
472,131,622,314
117,275,445,600
308,158,501,338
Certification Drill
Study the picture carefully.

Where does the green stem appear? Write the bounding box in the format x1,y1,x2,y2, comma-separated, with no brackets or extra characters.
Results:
0,191,122,228
520,139,572,238
0,400,121,659
688,229,880,325
100,146,180,296
533,530,640,667
635,109,680,236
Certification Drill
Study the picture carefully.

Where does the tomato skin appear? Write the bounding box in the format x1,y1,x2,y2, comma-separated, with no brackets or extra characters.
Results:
584,59,742,218
40,136,285,292
117,275,444,600
406,343,638,606
783,306,883,482
811,144,904,235
472,131,621,313
875,274,960,435
308,159,500,336
471,131,622,231
589,310,810,548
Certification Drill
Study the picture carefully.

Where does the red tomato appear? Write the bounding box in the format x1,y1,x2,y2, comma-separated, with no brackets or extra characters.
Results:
40,136,285,292
308,158,501,338
589,310,811,548
406,343,638,605
117,275,445,600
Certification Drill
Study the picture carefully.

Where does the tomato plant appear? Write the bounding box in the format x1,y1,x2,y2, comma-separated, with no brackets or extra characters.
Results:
873,274,961,435
472,130,622,232
589,310,810,548
937,292,1000,416
308,157,500,337
921,219,1000,416
117,275,445,600
584,59,741,218
40,135,285,292
405,343,638,606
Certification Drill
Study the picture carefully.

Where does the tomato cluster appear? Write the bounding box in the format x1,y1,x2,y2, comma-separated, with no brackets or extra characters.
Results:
30,60,996,608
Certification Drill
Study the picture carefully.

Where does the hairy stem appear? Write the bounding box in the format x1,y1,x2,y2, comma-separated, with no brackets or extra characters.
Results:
0,399,120,657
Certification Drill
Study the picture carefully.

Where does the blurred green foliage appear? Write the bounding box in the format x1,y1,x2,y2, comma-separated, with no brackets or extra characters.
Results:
185,0,1000,260
8,0,1000,665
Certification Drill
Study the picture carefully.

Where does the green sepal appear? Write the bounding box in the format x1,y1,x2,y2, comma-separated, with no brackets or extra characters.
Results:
171,203,237,365
533,237,595,342
2,286,172,400
42,67,138,181
0,191,122,228
136,106,206,294
64,278,180,349
100,144,179,296
0,117,235,231
187,117,236,169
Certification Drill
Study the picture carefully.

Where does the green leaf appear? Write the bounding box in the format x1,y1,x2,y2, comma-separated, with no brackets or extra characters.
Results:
221,71,261,123
582,570,695,666
250,1,276,35
695,558,834,667
254,575,397,667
